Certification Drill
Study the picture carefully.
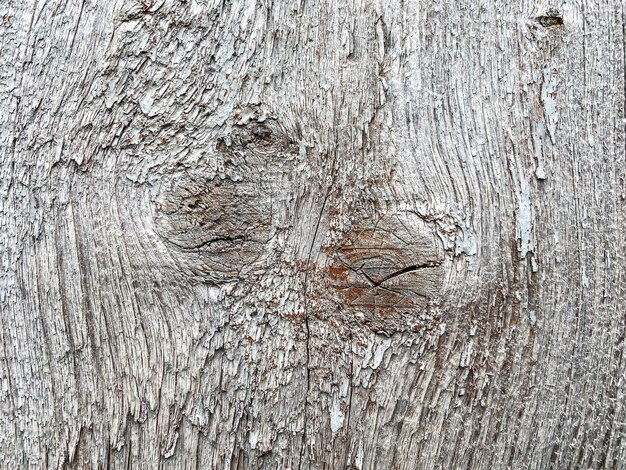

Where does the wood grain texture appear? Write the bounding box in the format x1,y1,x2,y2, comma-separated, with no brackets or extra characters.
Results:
1,0,625,468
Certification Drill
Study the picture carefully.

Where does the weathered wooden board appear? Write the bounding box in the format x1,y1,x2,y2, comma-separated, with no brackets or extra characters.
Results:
1,0,625,468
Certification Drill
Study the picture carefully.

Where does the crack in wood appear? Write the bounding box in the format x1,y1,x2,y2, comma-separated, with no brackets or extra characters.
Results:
355,261,443,287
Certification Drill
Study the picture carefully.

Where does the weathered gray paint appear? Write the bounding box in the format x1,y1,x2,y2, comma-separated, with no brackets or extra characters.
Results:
1,0,625,468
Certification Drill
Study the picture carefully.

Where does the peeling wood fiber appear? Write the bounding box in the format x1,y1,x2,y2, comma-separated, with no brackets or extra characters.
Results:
1,0,625,469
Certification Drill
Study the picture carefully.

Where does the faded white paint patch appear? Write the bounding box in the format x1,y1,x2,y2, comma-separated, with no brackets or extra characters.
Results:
452,208,477,270
516,182,534,259
355,440,365,470
532,120,547,180
541,66,560,144
249,429,259,450
330,399,344,433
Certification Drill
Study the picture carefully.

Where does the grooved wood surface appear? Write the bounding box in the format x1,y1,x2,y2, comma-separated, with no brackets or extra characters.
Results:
1,0,625,468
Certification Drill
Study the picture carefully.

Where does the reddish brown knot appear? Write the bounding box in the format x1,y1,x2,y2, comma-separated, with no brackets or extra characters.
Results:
328,215,445,320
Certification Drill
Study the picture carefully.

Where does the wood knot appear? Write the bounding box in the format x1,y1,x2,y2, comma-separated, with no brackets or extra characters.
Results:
327,213,445,331
154,174,273,282
152,119,299,283
534,9,563,28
